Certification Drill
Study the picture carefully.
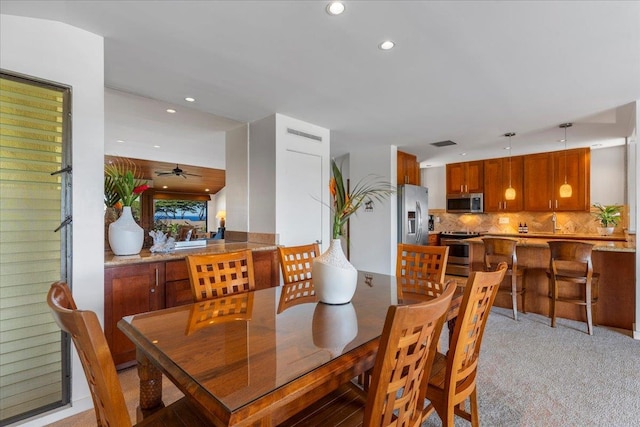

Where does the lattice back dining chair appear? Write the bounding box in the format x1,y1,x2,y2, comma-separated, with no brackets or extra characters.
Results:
278,242,320,284
280,281,457,427
186,250,255,301
548,241,600,335
396,243,449,286
46,281,209,427
277,280,317,313
482,237,527,320
423,263,507,427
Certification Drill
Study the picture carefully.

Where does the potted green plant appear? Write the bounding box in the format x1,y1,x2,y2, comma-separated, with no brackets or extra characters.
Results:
592,203,621,236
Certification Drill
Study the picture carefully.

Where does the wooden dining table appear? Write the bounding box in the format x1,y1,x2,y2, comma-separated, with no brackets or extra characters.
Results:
117,270,463,427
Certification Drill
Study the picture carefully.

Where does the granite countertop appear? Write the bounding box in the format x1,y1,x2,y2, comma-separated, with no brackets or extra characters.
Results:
465,236,635,253
105,240,279,266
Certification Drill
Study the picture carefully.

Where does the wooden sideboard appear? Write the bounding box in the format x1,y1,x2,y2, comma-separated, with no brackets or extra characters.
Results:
105,246,278,368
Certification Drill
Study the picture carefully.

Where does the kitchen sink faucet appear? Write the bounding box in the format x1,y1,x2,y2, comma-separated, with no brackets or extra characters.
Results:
552,212,561,234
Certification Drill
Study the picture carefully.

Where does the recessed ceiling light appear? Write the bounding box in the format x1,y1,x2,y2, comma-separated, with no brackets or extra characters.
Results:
204,188,210,192
162,185,168,189
504,146,511,150
153,145,160,148
185,97,195,102
460,153,467,156
326,2,345,15
166,108,176,114
379,40,395,50
116,139,125,143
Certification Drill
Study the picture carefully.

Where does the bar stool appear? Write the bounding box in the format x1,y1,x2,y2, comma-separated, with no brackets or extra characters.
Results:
547,241,599,335
482,237,526,320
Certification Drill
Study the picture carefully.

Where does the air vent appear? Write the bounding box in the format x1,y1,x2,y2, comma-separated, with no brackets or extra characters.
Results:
286,128,322,142
431,140,457,147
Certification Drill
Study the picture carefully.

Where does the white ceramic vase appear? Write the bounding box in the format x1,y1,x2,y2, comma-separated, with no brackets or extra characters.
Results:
108,206,144,255
312,239,358,305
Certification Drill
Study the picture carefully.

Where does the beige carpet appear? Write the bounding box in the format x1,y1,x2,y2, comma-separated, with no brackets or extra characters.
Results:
45,367,184,427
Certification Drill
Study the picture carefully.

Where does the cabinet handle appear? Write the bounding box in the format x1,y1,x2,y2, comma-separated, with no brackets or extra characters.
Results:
548,200,552,209
155,267,159,287
555,200,558,209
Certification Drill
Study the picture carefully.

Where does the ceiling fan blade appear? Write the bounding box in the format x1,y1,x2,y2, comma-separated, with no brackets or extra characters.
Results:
183,172,202,177
155,171,173,175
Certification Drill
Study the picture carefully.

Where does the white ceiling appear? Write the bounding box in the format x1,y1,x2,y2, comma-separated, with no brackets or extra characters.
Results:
2,0,639,167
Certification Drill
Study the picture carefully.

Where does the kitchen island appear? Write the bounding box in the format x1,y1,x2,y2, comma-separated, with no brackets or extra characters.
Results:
105,240,279,368
466,235,635,331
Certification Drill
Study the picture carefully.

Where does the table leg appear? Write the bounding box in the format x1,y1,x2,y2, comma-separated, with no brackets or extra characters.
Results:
136,350,165,421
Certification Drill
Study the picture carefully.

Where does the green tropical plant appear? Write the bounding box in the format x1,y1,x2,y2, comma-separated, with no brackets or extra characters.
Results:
592,203,621,227
104,157,149,207
329,159,394,239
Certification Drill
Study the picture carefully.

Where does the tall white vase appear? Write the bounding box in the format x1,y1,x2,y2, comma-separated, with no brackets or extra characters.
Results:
312,239,358,305
108,206,144,255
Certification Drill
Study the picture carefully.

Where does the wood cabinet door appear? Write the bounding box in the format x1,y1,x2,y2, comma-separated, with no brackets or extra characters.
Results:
165,259,194,307
104,262,164,368
465,161,484,193
524,152,554,211
397,151,419,185
446,163,465,194
483,158,503,212
554,148,589,211
253,249,279,290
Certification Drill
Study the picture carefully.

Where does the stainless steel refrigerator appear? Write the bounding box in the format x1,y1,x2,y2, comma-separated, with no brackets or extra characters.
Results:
398,184,429,245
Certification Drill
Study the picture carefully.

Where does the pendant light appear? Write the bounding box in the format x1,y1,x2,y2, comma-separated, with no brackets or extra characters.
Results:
504,132,516,201
558,123,573,198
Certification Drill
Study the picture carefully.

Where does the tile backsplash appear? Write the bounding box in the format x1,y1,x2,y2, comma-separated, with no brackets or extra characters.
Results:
430,206,629,238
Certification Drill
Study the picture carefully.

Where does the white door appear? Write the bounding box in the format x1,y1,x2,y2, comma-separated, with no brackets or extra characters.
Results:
279,150,323,247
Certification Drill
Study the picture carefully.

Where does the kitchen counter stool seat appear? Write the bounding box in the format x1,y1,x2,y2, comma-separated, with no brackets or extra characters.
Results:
547,241,600,335
482,237,527,320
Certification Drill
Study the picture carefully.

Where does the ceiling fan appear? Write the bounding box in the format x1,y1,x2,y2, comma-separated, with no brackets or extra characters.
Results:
155,164,201,179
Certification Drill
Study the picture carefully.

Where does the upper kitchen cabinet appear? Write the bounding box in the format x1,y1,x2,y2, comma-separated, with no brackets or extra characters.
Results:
446,160,483,194
524,148,590,211
484,156,524,212
397,150,420,185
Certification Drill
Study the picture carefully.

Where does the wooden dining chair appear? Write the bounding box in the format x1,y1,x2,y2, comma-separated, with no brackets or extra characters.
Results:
482,237,527,320
422,262,507,427
186,250,255,301
46,281,210,427
279,281,457,427
396,243,449,285
278,242,320,284
547,241,600,335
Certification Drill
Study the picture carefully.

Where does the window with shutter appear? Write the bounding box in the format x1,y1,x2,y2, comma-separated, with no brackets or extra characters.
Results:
0,72,71,424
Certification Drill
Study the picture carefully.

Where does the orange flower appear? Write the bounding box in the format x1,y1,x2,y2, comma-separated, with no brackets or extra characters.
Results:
329,177,336,198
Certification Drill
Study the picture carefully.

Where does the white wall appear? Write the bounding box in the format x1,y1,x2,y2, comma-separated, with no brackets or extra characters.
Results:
207,187,226,232
591,146,625,205
248,115,277,233
1,14,104,425
225,125,249,232
349,146,396,274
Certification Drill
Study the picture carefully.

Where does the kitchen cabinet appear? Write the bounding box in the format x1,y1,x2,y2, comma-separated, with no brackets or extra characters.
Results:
105,248,279,368
446,160,483,194
523,148,590,211
104,262,165,368
397,150,420,185
428,233,440,246
483,156,524,212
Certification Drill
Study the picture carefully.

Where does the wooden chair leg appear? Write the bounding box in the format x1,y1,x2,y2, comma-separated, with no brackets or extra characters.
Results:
586,282,593,335
550,279,557,328
469,389,480,427
511,274,518,321
520,274,527,313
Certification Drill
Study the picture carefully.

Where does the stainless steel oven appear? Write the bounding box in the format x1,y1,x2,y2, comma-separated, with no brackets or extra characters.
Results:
440,231,480,276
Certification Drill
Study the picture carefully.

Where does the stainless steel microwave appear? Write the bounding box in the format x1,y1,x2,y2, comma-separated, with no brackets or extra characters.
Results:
446,193,483,213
